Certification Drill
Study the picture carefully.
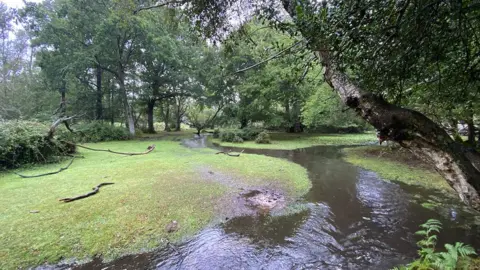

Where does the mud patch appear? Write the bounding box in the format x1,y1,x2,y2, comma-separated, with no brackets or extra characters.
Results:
196,167,288,219
241,189,286,213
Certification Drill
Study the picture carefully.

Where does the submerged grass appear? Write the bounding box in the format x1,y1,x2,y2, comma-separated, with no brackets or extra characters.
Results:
343,146,452,193
0,137,309,269
213,132,376,150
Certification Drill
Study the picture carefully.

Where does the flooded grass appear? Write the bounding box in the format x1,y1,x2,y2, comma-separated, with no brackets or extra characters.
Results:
0,137,309,269
212,132,376,150
343,146,453,193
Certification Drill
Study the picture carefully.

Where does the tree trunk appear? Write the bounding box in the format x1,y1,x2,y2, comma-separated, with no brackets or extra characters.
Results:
146,99,156,133
466,116,476,146
118,72,135,136
240,117,248,129
163,101,171,132
110,84,115,125
174,96,182,131
95,65,103,120
316,49,480,209
175,105,181,132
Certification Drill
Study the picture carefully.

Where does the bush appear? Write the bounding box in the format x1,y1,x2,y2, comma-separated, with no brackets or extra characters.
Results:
220,131,236,142
306,125,364,134
238,127,262,141
0,121,71,169
57,121,130,143
232,135,244,143
212,129,220,139
255,131,271,144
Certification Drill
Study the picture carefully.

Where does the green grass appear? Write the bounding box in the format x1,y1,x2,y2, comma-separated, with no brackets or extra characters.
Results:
0,138,310,269
343,146,453,192
213,132,376,150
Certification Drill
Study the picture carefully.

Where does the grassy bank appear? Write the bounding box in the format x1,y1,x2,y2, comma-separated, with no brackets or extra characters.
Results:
0,138,310,269
343,146,452,192
213,132,376,150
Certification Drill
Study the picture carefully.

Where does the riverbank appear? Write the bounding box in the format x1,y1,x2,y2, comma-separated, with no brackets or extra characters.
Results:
343,146,453,193
0,137,310,269
212,132,376,150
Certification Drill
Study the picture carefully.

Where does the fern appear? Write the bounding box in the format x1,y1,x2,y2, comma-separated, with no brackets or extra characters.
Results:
391,219,477,270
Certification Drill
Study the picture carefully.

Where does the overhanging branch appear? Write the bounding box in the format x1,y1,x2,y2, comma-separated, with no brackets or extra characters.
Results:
133,0,185,14
233,41,304,74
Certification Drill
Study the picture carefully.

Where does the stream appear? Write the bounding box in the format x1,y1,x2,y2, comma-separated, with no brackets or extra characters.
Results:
73,137,480,270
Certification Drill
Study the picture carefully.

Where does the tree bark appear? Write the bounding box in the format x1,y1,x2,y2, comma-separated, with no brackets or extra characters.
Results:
95,65,103,120
466,115,476,146
316,49,480,209
146,99,156,133
118,71,135,136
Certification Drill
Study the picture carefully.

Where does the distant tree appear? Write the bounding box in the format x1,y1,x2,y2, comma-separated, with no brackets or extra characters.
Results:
185,104,223,135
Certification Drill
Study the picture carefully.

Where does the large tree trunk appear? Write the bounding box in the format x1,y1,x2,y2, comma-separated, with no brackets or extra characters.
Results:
95,65,103,120
118,71,135,136
279,0,480,209
146,99,156,133
316,49,480,209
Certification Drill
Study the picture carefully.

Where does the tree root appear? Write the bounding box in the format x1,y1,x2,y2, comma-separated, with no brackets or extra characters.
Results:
215,150,244,157
75,144,156,155
14,158,75,178
59,183,114,203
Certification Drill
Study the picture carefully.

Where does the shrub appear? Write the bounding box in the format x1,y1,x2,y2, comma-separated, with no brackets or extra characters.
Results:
255,131,271,144
57,121,130,143
220,131,236,142
213,129,220,138
232,135,244,143
306,125,364,134
238,127,262,141
0,121,71,169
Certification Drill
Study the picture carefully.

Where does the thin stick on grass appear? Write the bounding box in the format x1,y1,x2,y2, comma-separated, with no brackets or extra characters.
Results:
215,150,244,157
59,183,114,203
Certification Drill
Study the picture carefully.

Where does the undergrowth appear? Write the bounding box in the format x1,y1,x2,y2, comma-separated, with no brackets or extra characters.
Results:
393,219,477,270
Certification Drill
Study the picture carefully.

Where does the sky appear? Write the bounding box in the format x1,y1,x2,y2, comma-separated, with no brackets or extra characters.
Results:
1,0,42,8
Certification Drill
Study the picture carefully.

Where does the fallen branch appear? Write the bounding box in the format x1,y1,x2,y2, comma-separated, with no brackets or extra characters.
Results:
75,144,156,156
59,182,114,203
215,150,244,157
14,158,75,178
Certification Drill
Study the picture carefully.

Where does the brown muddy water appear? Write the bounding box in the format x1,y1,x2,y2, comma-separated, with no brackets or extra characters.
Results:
67,136,480,270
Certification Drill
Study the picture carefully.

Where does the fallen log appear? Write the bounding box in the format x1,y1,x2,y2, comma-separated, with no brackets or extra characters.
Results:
14,158,75,178
74,144,156,156
59,182,114,203
215,150,244,157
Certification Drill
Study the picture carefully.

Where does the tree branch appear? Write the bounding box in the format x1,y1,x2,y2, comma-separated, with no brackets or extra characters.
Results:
14,158,75,178
133,0,185,14
215,150,244,157
75,144,156,155
233,41,303,74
